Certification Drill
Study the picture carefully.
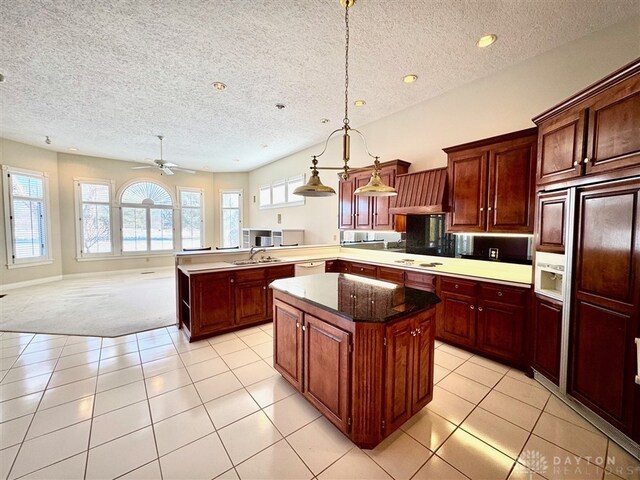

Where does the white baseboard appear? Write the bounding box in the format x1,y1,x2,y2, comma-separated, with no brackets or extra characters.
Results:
0,275,64,291
62,266,174,280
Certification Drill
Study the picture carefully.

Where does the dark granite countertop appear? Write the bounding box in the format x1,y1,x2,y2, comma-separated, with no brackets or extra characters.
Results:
270,273,441,323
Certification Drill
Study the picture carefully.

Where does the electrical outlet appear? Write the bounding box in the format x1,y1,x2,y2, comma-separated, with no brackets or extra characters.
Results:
489,248,499,260
277,214,282,224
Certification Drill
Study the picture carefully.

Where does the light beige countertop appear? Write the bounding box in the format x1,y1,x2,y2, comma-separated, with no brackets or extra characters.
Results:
176,244,533,287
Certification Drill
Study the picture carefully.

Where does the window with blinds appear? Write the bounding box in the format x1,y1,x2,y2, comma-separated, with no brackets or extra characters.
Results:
3,167,51,266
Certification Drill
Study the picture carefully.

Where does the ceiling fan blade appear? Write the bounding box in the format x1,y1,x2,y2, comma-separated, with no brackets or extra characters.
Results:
173,167,196,174
132,166,153,170
161,166,175,175
164,162,178,168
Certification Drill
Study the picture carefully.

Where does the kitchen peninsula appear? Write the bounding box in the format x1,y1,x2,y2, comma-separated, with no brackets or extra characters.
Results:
270,273,440,448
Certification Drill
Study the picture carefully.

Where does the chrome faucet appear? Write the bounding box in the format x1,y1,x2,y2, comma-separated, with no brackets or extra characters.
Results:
249,246,266,261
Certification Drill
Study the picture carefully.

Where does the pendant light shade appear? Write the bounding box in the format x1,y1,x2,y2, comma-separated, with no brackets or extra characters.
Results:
354,170,397,197
293,0,395,198
293,170,336,197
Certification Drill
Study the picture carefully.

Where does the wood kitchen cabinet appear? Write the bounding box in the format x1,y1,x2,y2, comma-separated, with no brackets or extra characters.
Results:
532,294,563,386
338,160,410,231
445,128,538,234
436,277,530,368
177,264,294,341
384,310,435,433
273,300,303,390
569,179,639,440
536,190,567,254
534,59,640,188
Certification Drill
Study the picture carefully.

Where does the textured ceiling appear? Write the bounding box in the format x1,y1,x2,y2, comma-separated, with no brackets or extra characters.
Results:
1,0,638,172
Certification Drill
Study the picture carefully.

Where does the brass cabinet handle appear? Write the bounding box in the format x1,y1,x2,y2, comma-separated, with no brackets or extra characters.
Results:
583,157,590,164
480,207,484,212
263,286,266,290
573,160,579,166
455,284,459,289
230,279,234,283
478,306,483,312
497,291,503,297
488,207,492,211
470,305,475,310
296,322,300,328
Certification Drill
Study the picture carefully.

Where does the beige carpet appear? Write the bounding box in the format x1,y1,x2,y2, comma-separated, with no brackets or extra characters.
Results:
0,268,176,337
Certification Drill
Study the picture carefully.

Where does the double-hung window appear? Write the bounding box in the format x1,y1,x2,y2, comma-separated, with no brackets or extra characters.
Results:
75,180,113,257
220,190,242,248
120,181,174,253
179,188,204,249
2,166,51,267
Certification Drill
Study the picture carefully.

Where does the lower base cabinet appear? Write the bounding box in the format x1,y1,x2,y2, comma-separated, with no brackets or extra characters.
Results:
273,294,435,448
178,264,294,341
436,278,530,367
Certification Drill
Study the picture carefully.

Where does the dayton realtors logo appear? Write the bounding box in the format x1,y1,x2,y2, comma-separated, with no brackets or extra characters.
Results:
517,449,640,478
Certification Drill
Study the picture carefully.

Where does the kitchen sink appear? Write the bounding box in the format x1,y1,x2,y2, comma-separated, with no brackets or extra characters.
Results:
232,257,282,266
419,262,443,268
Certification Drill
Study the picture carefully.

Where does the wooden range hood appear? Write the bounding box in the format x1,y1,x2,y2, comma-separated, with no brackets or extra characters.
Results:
389,167,449,215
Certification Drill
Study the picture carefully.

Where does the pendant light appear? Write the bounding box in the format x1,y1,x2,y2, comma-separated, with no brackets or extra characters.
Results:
294,0,397,198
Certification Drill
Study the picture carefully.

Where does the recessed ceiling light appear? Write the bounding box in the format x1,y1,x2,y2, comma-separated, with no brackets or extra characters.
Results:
275,103,286,110
403,74,418,84
320,118,330,124
476,34,497,48
232,158,240,162
260,144,269,149
69,147,78,151
354,100,366,107
212,82,227,91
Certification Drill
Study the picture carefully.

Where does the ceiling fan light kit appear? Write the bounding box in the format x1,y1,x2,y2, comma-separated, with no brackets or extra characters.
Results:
294,0,396,198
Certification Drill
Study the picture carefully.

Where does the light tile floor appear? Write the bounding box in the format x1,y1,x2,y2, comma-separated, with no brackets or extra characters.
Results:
1,324,638,480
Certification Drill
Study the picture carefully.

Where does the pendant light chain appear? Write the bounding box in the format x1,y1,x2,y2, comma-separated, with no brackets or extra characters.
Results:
343,2,350,126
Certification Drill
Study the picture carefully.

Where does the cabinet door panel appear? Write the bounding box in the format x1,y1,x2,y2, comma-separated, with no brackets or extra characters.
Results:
536,191,567,253
384,320,413,433
448,152,487,232
273,300,303,390
439,291,476,348
537,110,585,185
570,301,632,430
235,280,267,325
412,312,435,412
532,295,562,385
303,315,351,433
586,75,640,174
373,169,395,230
355,174,372,229
192,272,235,336
575,187,638,307
488,139,536,233
477,301,525,364
338,177,356,230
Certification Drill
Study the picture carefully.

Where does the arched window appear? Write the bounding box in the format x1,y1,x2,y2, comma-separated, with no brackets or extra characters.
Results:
120,181,174,253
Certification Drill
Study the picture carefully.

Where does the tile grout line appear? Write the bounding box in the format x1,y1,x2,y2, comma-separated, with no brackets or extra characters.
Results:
82,336,105,480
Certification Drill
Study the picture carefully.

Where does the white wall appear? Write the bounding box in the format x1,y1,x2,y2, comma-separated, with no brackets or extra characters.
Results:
0,139,63,285
248,17,640,244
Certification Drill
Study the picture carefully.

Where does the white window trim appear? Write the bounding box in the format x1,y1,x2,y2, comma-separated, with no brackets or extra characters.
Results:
2,165,53,269
219,189,243,248
116,179,177,255
259,175,305,209
177,186,205,250
73,177,116,260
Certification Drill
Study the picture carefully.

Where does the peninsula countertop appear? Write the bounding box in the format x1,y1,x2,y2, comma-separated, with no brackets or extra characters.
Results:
270,272,441,323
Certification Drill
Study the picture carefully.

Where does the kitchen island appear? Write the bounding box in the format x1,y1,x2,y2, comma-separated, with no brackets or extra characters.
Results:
270,273,440,448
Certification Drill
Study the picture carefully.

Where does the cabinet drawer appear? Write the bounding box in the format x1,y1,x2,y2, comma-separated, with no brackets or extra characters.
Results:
266,264,295,280
480,284,528,305
405,271,436,292
441,278,477,296
235,268,266,282
378,266,405,284
350,262,378,278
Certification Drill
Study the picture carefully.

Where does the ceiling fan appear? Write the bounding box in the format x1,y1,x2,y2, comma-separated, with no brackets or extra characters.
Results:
132,135,195,175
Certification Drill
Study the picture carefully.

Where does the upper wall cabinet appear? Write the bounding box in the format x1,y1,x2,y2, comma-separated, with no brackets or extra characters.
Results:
534,59,640,188
444,128,538,234
338,160,410,231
